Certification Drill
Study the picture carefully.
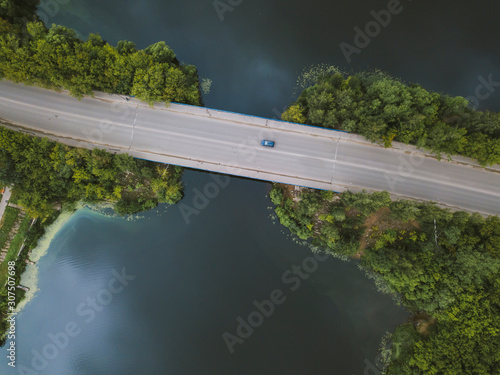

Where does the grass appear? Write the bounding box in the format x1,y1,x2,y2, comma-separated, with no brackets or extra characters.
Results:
0,207,28,287
7,188,19,205
0,207,19,250
0,215,30,287
0,212,31,346
0,211,39,345
9,215,31,255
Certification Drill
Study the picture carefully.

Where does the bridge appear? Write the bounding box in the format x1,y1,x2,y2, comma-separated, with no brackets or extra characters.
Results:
0,80,499,216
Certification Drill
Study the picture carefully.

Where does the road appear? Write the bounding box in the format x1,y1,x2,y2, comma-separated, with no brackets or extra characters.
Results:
0,187,11,223
0,80,499,216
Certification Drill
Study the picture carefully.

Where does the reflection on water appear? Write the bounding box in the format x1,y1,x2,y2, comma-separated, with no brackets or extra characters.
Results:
11,172,408,374
10,0,500,373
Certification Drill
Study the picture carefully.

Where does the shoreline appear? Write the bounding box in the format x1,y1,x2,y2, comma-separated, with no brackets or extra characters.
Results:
15,207,80,312
15,202,150,313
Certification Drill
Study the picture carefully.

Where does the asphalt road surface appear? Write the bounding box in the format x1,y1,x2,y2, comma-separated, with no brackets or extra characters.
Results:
0,80,499,216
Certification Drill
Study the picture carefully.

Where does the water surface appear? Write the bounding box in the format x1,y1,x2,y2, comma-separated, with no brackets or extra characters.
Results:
13,172,407,374
6,1,500,374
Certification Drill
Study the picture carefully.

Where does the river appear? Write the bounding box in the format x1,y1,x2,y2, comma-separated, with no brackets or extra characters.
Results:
7,0,500,374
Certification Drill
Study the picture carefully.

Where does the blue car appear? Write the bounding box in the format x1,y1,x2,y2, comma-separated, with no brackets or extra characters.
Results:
261,140,275,147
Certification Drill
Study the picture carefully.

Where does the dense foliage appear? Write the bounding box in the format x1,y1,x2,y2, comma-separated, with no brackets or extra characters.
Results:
0,2,201,105
271,185,500,374
0,127,183,218
0,0,39,26
0,0,199,218
282,71,500,165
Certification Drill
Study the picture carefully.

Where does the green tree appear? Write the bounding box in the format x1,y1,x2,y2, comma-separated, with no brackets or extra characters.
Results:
145,41,176,64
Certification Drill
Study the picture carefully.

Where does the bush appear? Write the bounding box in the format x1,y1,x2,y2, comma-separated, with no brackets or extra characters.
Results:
283,70,500,165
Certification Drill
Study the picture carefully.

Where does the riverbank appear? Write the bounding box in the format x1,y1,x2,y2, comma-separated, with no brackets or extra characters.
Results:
270,183,500,373
0,196,162,346
0,0,203,347
0,206,60,346
0,115,184,346
15,207,79,313
0,203,117,344
0,207,30,287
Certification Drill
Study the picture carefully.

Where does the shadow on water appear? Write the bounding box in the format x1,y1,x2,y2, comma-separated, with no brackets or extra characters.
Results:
13,170,408,375
14,0,500,373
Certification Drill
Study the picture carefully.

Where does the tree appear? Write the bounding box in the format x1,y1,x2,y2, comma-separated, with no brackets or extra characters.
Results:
0,16,201,105
270,172,500,374
145,41,175,64
269,187,284,205
131,64,166,105
45,24,79,46
0,0,40,25
281,104,306,124
26,20,45,40
116,40,136,55
0,127,184,217
390,200,420,222
282,70,500,165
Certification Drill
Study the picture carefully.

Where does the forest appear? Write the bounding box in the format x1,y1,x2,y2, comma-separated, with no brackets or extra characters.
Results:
0,125,185,343
0,0,198,220
0,127,184,218
1,1,500,373
282,70,500,166
270,185,500,374
0,0,201,106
